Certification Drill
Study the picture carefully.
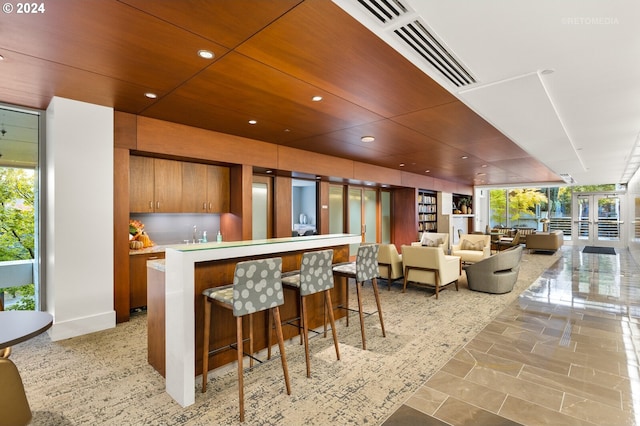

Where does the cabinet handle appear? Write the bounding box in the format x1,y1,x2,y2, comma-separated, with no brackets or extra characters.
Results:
208,202,212,211
203,202,207,211
156,201,160,210
149,201,153,210
148,256,159,260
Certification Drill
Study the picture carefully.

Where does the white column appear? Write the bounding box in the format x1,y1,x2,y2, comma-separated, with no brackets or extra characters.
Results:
45,97,115,340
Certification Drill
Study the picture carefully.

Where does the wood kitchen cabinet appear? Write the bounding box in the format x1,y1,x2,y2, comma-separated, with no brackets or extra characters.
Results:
129,251,165,310
129,156,182,213
181,162,230,213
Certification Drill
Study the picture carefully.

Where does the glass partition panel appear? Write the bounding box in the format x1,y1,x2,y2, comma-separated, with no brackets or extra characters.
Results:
364,189,377,244
252,182,268,240
348,188,362,255
329,185,344,234
381,191,391,244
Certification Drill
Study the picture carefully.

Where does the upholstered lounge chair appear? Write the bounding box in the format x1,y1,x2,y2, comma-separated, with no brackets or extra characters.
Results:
465,245,523,294
377,243,403,290
451,234,491,264
400,245,461,299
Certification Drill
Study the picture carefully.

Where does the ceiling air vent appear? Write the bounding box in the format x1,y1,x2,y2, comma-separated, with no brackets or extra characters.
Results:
356,0,409,24
394,20,476,87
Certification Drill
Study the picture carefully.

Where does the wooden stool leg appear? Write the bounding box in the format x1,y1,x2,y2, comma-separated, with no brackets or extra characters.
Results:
345,277,350,327
202,296,211,393
271,307,291,395
249,313,254,368
325,290,340,361
371,277,386,338
355,279,366,350
236,316,244,423
267,309,273,360
301,295,311,378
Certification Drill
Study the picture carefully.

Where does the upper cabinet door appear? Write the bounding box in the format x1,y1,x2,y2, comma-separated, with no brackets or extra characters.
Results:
130,156,155,213
206,165,230,213
153,159,182,213
181,162,208,213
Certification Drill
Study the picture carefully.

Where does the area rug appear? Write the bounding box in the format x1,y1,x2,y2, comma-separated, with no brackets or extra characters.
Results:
583,246,616,255
10,252,560,426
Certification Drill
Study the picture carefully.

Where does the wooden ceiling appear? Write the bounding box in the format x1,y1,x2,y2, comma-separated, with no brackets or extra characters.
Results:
0,0,561,186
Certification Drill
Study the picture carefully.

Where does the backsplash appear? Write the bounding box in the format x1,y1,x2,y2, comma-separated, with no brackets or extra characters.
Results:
130,213,221,245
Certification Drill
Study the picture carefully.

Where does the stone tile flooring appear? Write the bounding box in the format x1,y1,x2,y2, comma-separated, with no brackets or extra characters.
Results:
383,245,640,425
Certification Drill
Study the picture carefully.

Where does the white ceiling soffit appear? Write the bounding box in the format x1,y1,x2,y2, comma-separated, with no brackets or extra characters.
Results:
458,72,584,182
334,0,640,186
332,0,476,89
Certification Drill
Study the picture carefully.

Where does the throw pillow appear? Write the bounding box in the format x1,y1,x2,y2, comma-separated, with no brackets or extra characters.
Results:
461,239,484,251
423,238,437,247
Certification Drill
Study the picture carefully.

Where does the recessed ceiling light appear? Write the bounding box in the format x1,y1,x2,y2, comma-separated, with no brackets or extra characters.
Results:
266,170,273,174
312,96,323,102
361,136,375,143
476,172,486,176
425,170,430,173
481,164,488,168
197,50,214,59
284,129,290,132
0,55,4,61
461,156,468,159
399,163,405,167
144,92,157,99
248,120,257,125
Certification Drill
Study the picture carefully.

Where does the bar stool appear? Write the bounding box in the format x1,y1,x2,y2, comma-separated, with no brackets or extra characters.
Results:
201,257,291,423
332,244,386,350
279,249,340,378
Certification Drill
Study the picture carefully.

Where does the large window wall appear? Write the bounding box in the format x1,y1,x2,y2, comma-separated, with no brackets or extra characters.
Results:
488,185,619,240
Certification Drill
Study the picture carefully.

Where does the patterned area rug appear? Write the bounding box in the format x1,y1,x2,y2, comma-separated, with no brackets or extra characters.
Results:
11,252,560,425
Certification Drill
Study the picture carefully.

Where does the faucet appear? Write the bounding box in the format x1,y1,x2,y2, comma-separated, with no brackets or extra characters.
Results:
193,225,197,243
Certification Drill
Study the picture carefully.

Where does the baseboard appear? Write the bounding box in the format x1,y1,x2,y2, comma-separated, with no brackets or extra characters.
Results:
47,310,116,341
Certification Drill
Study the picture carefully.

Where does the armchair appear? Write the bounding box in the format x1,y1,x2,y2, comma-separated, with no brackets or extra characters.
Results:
378,243,403,290
465,245,523,294
401,245,461,299
451,234,491,264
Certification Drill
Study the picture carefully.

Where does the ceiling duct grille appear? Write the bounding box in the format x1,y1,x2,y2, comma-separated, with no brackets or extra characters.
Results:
394,20,476,87
356,0,409,24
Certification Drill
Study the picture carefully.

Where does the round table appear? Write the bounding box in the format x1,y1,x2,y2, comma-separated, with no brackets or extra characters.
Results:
0,311,53,349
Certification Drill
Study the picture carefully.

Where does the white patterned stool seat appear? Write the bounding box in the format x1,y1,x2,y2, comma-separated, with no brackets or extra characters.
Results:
203,285,234,305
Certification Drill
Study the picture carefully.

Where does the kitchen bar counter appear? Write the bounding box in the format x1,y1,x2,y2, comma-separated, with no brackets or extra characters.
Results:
159,233,361,407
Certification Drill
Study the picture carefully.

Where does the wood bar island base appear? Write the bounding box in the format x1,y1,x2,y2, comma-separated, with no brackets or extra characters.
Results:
147,234,361,407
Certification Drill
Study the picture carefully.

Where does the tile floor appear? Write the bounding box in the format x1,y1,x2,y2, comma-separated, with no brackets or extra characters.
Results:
383,245,640,426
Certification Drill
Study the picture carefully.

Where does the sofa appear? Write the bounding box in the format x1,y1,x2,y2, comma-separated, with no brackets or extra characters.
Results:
465,245,523,294
526,230,563,252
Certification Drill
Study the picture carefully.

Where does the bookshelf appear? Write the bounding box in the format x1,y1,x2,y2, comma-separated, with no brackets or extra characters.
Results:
417,189,437,239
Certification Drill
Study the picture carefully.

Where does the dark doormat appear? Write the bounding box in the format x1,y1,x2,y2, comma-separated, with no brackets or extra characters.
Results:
583,246,616,255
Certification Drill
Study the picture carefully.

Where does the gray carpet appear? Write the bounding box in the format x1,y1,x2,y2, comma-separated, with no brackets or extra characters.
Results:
11,252,560,425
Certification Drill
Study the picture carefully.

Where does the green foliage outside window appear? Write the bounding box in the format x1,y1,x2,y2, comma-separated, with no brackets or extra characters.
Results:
0,167,36,310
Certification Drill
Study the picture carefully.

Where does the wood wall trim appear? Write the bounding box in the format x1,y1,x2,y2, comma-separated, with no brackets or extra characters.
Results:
273,176,292,238
136,116,278,167
114,112,137,149
353,162,402,186
277,145,353,178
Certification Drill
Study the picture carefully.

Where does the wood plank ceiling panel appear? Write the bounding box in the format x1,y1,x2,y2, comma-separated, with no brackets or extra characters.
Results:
142,52,383,142
0,0,226,104
120,0,303,49
235,0,456,118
